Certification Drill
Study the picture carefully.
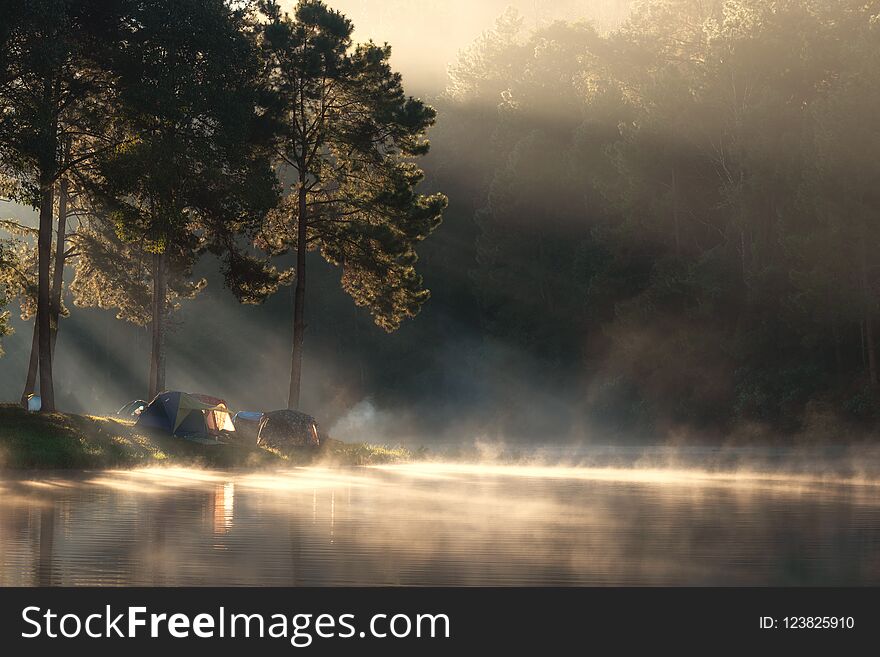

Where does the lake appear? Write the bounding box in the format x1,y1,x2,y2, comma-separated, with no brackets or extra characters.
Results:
1,462,879,585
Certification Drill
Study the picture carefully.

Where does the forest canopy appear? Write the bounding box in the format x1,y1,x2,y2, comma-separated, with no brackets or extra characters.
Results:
425,0,880,439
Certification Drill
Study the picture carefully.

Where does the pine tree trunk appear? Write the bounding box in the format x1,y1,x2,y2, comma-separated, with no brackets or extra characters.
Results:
156,250,166,396
20,320,39,407
148,251,167,398
50,175,68,355
36,171,56,412
288,184,308,410
148,252,158,399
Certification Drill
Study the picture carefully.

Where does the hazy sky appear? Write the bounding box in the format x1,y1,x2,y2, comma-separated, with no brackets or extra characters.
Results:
292,1,634,95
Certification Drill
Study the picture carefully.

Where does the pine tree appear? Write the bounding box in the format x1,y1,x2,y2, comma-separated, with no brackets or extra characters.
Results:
0,0,123,411
0,207,73,405
0,237,13,356
70,213,205,330
82,0,281,399
258,0,447,408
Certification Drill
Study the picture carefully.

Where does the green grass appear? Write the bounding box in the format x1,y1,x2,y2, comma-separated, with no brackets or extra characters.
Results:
320,439,413,465
0,404,416,470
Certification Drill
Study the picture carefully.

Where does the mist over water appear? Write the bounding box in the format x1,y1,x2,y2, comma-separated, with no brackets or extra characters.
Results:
2,461,879,586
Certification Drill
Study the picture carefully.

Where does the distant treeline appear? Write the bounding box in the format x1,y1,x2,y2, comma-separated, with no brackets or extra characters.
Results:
418,0,880,439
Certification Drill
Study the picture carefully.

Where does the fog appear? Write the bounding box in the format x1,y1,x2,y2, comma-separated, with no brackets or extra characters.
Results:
4,0,880,448
2,2,633,440
311,1,634,94
3,463,879,585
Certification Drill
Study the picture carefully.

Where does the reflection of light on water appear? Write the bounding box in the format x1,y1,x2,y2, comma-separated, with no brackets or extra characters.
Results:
3,460,880,586
330,491,335,544
75,467,369,496
212,482,234,534
124,467,228,484
19,480,82,490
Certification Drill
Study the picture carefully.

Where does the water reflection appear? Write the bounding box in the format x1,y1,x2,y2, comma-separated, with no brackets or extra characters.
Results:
212,483,235,535
1,464,879,586
36,504,54,586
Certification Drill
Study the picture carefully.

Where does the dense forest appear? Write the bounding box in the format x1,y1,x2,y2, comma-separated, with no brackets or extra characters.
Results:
3,0,880,444
427,0,880,441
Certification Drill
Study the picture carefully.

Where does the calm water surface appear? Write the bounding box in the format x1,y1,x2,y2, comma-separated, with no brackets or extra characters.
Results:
1,463,879,585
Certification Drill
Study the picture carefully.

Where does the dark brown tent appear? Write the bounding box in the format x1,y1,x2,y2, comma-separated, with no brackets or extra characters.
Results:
257,410,320,449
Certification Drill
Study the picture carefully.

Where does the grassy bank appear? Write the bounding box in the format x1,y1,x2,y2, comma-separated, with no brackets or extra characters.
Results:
0,404,411,470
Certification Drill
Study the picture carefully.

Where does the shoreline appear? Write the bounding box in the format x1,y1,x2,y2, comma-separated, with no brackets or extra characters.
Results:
0,405,411,470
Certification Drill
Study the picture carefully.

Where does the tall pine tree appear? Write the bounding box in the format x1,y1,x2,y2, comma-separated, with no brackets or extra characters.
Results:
82,0,281,399
258,0,446,408
0,0,124,411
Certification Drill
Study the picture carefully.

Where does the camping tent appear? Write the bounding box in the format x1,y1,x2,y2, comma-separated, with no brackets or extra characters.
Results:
232,411,264,442
116,399,147,417
136,391,236,438
258,410,320,449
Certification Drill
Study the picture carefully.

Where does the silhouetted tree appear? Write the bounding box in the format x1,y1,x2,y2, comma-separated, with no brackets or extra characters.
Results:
82,0,281,399
0,0,123,411
258,0,446,408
